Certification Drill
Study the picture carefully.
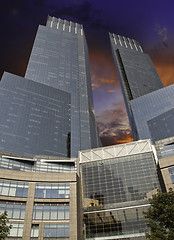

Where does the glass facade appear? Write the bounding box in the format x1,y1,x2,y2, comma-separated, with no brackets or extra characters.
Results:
33,204,69,220
130,84,174,142
25,16,100,157
0,180,28,197
35,183,70,199
81,153,160,209
84,206,148,238
44,224,69,238
0,72,70,157
109,33,164,140
81,144,160,239
0,202,26,219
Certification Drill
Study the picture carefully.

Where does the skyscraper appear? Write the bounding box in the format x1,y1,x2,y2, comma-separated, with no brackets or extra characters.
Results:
0,16,101,240
0,16,100,158
109,33,164,140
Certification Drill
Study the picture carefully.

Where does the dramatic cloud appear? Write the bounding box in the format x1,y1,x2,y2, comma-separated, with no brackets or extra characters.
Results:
149,39,174,87
90,50,119,88
96,102,133,147
154,24,168,48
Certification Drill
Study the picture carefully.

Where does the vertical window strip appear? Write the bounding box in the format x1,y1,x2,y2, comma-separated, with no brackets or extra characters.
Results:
123,37,128,48
118,35,122,46
75,23,77,34
132,39,138,51
128,38,133,49
69,21,71,33
81,25,83,36
63,20,66,31
57,19,60,29
113,34,117,45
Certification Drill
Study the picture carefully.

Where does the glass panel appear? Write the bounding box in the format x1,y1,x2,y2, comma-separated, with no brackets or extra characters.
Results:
9,187,16,196
1,187,9,195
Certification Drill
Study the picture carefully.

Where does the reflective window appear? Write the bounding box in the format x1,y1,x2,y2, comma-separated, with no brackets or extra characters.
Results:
0,202,26,219
9,223,24,238
0,157,33,172
35,183,70,199
31,224,39,238
0,180,28,197
35,161,75,173
169,167,174,183
33,204,69,220
84,206,148,238
0,156,75,173
44,224,69,238
81,152,160,208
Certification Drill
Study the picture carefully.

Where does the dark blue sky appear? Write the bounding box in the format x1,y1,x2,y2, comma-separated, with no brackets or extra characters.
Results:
1,0,174,146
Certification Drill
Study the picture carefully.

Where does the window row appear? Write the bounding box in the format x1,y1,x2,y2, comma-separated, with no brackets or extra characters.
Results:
44,224,69,238
35,183,70,199
0,179,28,197
0,203,26,219
33,204,69,220
0,157,75,173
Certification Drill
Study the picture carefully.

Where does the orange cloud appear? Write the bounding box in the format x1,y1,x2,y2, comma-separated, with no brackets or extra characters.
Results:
89,49,119,88
113,136,133,145
155,63,174,87
106,90,116,93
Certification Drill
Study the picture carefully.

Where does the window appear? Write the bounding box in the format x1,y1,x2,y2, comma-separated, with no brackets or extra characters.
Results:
33,204,69,220
9,223,23,237
31,224,39,238
169,167,174,183
0,180,28,197
44,224,69,238
35,183,70,199
0,202,26,219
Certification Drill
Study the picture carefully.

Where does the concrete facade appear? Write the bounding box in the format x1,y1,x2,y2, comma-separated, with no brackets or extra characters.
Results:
0,152,80,240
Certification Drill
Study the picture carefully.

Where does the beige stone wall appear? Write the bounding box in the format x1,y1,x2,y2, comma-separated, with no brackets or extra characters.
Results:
0,169,79,240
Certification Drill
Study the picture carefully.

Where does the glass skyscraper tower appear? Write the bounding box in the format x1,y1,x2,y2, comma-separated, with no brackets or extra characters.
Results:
109,33,174,143
0,16,100,158
109,33,164,140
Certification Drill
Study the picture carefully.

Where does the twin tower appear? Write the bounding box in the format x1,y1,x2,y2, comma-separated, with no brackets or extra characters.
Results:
0,16,173,159
0,16,174,240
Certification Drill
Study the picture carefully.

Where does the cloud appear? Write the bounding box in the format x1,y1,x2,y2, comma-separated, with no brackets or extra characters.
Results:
90,50,120,89
149,41,174,87
154,24,168,48
96,102,133,147
106,90,116,93
52,1,109,30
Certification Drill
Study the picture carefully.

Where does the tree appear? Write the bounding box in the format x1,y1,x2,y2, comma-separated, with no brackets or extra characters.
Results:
0,211,12,240
144,188,174,240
